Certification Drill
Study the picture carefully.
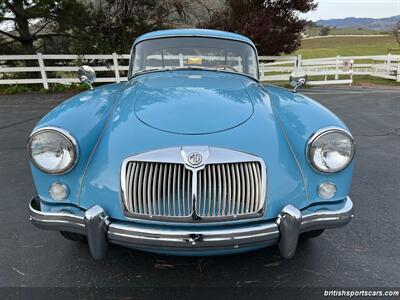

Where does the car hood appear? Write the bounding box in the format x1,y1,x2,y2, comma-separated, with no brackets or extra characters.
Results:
79,78,308,223
131,71,254,134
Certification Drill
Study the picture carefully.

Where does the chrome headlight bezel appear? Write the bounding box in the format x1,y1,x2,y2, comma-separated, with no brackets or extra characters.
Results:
27,127,78,174
307,127,355,173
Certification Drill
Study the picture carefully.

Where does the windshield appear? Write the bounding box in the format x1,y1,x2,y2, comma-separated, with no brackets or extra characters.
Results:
129,37,258,78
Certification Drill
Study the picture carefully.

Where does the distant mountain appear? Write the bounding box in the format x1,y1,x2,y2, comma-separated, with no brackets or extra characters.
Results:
316,15,399,31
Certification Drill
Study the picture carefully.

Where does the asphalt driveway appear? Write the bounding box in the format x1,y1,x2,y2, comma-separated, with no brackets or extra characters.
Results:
0,86,399,292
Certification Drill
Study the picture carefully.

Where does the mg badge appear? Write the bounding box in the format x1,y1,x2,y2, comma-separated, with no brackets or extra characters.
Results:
188,152,202,166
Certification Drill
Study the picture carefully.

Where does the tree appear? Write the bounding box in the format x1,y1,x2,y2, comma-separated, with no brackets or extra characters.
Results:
319,26,330,36
200,0,317,55
69,0,200,54
305,20,316,28
394,20,400,46
0,0,216,55
0,0,91,55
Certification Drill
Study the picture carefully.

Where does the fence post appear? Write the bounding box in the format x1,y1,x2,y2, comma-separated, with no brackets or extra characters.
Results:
350,59,354,86
112,52,120,83
296,54,302,69
386,53,392,77
335,55,340,80
37,53,48,90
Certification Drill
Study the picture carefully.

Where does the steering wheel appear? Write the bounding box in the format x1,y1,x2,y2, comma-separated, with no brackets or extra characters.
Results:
215,65,237,72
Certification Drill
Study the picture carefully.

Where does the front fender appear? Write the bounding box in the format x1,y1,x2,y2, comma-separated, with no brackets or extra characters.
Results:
265,85,355,204
30,83,124,205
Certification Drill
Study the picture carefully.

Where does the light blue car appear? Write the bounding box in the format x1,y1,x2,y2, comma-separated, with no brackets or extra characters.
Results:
28,29,355,260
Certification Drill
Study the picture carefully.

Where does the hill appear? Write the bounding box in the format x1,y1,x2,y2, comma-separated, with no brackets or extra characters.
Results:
316,15,399,31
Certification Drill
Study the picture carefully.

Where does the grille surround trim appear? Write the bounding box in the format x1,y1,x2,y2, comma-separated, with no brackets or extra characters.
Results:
120,147,267,222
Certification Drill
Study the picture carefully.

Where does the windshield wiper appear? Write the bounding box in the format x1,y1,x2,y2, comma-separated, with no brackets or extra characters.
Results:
167,66,238,73
166,66,212,71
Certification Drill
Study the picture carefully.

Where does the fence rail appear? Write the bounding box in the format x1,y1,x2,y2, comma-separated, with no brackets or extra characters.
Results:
0,53,130,89
1,53,399,89
259,54,400,84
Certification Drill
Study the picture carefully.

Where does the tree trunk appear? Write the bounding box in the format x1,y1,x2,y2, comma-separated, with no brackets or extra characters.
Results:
12,0,40,77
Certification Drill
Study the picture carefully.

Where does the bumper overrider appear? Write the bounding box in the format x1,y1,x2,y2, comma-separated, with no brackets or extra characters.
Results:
29,197,354,260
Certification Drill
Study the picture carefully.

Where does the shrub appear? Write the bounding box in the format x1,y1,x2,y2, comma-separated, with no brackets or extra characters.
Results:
2,85,32,94
319,27,331,36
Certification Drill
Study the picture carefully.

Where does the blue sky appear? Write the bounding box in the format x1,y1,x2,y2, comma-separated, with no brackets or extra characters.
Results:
302,0,400,21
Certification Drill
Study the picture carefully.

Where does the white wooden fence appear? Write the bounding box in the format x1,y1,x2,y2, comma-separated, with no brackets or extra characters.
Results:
0,53,130,89
0,53,399,89
259,54,400,85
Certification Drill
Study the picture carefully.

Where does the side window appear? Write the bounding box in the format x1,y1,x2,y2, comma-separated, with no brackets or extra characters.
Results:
132,49,143,73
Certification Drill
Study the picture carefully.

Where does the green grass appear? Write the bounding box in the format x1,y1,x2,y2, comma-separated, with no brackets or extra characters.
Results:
305,27,390,37
351,75,400,87
296,35,399,59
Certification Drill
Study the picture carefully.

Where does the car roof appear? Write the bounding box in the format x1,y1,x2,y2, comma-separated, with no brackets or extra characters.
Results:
133,29,255,48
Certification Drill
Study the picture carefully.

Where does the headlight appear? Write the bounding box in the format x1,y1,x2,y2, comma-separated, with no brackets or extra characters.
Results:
28,127,78,174
307,127,354,173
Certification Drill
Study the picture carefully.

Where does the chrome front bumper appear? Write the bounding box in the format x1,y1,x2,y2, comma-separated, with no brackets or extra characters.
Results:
29,197,354,260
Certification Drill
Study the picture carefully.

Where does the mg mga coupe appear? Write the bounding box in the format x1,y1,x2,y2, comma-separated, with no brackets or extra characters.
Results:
28,29,355,260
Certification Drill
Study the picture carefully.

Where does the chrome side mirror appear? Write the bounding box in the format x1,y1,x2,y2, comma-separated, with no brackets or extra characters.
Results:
78,65,96,90
289,69,307,93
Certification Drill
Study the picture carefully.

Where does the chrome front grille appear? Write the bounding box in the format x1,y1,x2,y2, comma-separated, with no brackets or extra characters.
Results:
124,162,192,217
121,147,266,222
196,162,262,217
